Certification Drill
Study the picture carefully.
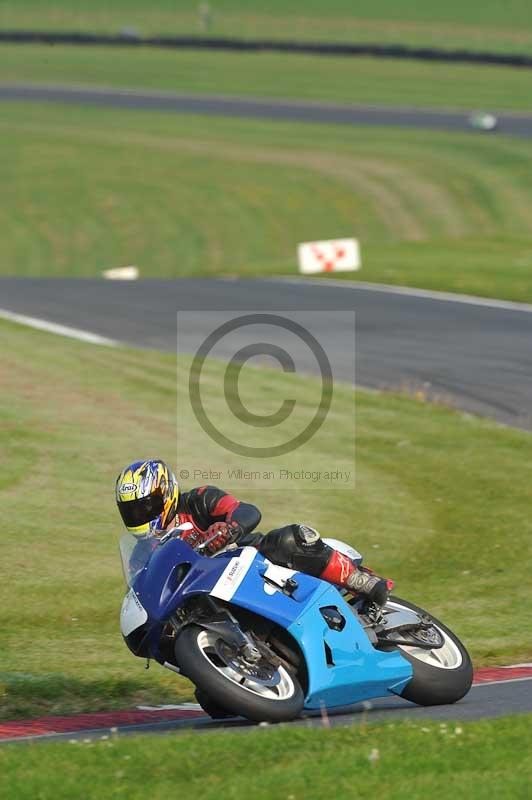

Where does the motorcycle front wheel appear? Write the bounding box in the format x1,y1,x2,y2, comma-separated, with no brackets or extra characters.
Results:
387,596,473,706
175,625,304,723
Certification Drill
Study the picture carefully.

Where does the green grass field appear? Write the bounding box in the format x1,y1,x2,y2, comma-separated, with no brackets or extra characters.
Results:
1,320,531,719
1,716,531,800
3,44,532,113
3,102,532,301
2,0,532,54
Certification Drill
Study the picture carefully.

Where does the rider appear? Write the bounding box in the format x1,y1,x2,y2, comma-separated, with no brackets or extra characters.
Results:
115,459,391,607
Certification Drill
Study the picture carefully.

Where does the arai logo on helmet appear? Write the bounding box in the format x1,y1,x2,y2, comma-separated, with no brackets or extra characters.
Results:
120,482,137,494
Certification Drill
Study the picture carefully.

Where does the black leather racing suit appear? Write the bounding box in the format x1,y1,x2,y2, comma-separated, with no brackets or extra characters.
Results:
179,485,333,576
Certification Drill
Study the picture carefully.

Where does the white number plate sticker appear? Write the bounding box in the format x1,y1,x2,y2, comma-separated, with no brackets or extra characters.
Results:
120,589,148,636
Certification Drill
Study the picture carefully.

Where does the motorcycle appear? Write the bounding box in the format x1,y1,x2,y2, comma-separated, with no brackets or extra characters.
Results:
119,525,473,722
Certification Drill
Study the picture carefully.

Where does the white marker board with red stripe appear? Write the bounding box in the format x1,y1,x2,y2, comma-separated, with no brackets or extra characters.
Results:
298,238,360,274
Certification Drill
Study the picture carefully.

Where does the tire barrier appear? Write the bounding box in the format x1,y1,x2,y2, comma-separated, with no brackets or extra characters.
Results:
1,30,532,69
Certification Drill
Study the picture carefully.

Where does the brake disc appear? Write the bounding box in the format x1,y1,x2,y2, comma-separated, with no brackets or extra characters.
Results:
214,640,281,686
407,625,445,648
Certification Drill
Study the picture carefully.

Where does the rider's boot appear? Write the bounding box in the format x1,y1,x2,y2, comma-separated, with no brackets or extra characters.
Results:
320,549,393,607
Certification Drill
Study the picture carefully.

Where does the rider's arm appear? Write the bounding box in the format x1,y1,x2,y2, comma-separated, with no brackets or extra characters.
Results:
187,485,261,539
209,493,262,537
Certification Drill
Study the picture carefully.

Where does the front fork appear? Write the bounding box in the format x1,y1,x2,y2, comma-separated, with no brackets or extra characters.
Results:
170,597,262,665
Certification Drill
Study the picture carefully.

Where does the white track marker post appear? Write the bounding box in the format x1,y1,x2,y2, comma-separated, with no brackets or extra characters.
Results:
102,266,139,280
298,238,360,275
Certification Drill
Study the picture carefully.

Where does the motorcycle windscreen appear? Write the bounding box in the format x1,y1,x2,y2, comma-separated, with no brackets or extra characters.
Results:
119,532,159,587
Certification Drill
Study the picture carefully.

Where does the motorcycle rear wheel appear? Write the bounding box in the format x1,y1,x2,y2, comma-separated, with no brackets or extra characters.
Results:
387,596,473,706
175,624,304,723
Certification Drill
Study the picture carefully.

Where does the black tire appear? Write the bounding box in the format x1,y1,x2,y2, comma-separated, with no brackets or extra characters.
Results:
194,688,234,720
175,624,304,723
388,596,473,706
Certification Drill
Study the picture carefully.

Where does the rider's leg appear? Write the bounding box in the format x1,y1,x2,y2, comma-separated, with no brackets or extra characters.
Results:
257,524,391,607
320,548,392,606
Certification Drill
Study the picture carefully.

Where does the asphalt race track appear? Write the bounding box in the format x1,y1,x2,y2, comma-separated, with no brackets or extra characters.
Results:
2,679,532,744
2,83,532,137
1,276,532,429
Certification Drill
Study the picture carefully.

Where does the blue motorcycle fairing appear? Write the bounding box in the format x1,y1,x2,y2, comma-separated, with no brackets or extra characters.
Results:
207,549,413,708
130,538,413,709
132,537,237,617
287,585,413,708
130,537,238,664
133,540,319,625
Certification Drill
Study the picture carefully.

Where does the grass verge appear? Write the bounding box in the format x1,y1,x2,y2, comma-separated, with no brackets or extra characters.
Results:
3,102,532,301
1,320,531,719
2,0,532,54
3,44,532,112
1,716,531,799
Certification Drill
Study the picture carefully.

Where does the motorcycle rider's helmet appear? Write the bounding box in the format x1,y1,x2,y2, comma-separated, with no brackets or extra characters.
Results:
115,459,179,535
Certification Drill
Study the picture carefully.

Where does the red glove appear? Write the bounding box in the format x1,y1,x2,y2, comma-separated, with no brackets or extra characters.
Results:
204,521,241,554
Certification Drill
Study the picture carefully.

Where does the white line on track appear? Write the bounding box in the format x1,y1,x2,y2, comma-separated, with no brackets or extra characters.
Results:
0,307,119,346
271,277,532,314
